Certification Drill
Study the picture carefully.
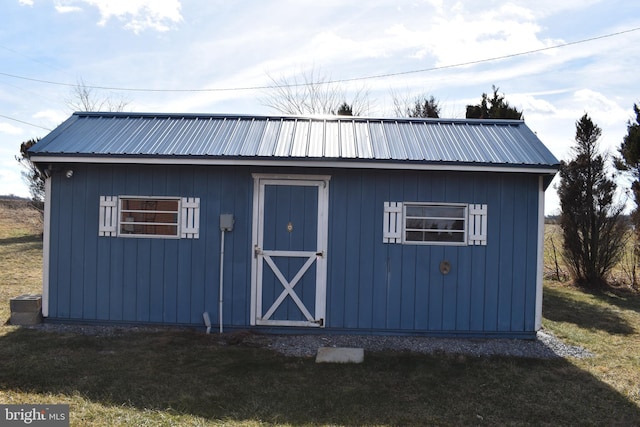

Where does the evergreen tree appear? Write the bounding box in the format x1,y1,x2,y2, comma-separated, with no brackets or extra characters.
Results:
406,96,440,118
334,102,354,116
465,86,522,120
16,138,45,202
617,103,640,231
557,114,626,288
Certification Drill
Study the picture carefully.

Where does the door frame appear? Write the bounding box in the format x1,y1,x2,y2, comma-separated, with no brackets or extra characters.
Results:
250,173,330,327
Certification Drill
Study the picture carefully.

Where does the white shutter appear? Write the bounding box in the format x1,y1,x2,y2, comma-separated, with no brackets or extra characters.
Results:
383,202,403,244
468,204,487,245
99,196,118,237
181,197,200,239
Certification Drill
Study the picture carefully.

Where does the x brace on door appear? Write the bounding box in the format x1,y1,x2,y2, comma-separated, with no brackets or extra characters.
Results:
257,249,322,325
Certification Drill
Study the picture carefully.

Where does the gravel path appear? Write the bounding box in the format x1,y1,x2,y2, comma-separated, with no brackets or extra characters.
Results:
241,329,593,359
25,323,593,359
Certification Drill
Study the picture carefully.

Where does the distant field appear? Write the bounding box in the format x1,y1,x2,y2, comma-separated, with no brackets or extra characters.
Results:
544,221,640,290
0,200,42,323
1,201,639,426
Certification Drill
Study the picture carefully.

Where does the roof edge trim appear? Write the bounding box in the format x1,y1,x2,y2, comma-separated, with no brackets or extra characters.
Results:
29,154,559,175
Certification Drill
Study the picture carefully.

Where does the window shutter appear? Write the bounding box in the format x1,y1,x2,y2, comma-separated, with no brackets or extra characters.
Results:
468,204,487,245
99,196,118,237
181,197,200,239
383,202,403,243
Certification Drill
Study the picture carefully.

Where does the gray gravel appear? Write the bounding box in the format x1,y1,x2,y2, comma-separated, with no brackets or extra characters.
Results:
23,323,593,359
241,329,594,359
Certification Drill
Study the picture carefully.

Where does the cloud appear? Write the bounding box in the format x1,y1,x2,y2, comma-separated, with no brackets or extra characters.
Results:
18,0,34,6
572,89,629,126
33,110,69,127
56,0,183,33
0,123,24,135
55,4,82,13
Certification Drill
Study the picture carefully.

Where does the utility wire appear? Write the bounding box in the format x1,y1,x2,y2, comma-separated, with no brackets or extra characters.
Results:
1,26,639,93
0,114,52,131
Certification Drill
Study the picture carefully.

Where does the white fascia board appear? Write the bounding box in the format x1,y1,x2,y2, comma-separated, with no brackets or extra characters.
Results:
29,155,559,175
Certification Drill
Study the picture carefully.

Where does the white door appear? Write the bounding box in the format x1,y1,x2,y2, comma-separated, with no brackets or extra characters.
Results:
250,174,329,327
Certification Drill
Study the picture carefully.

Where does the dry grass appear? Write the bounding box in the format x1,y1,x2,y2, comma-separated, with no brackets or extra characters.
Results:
1,203,639,426
0,201,43,324
543,281,640,408
544,222,640,290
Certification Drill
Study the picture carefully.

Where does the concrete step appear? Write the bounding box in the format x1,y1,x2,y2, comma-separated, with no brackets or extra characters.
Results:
10,311,43,326
315,347,364,364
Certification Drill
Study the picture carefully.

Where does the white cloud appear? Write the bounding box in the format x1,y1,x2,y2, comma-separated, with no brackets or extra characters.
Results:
570,89,629,131
18,0,34,6
0,123,24,135
55,4,82,13
56,0,183,33
510,94,558,115
33,110,69,127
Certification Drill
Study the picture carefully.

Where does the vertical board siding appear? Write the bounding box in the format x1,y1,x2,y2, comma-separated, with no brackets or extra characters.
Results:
47,164,541,337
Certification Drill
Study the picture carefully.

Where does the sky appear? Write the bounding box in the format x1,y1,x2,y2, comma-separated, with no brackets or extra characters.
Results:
1,0,639,214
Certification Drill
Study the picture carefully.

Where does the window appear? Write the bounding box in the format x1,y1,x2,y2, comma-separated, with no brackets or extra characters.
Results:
98,196,200,239
119,198,180,237
383,202,487,246
404,203,467,244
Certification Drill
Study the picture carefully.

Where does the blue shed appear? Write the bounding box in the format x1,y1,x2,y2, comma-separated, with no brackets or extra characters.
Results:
29,112,559,338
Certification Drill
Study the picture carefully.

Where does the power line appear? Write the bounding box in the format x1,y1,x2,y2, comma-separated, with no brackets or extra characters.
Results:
0,114,52,131
1,26,639,93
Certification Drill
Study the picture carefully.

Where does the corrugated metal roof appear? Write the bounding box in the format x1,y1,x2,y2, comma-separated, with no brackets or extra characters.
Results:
29,112,559,169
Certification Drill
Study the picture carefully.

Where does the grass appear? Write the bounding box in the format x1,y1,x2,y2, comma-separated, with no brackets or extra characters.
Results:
0,202,639,426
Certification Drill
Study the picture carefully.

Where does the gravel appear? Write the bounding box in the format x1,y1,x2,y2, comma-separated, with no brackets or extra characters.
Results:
23,322,593,359
241,329,594,359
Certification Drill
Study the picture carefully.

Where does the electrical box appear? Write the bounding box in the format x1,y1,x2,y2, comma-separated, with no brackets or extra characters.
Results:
220,214,234,231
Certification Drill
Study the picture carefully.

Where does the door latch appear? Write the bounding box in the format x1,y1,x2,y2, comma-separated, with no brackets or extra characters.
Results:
254,245,262,257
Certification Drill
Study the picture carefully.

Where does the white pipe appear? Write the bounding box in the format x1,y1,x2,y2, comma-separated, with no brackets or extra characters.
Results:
535,175,545,331
219,230,225,334
42,176,51,318
202,311,211,334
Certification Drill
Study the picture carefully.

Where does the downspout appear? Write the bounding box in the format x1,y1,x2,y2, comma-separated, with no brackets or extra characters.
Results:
218,214,234,334
535,175,545,331
219,229,225,334
42,175,52,318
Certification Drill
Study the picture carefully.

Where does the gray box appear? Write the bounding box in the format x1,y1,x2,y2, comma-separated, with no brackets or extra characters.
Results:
10,311,43,325
220,214,234,231
9,294,43,325
10,294,42,313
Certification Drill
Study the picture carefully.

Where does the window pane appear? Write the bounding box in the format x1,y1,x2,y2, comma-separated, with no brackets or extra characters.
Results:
406,206,426,217
423,231,465,243
406,231,424,242
423,205,465,218
119,198,179,237
404,203,467,245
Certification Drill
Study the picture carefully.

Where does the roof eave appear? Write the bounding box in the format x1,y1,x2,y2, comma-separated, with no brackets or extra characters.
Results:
29,153,560,175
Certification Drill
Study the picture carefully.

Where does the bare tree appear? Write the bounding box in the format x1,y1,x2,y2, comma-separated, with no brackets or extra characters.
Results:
66,78,130,112
391,90,440,118
261,67,370,116
18,79,132,204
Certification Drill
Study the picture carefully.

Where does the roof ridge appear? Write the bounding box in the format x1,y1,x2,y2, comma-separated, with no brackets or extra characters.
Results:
72,111,525,125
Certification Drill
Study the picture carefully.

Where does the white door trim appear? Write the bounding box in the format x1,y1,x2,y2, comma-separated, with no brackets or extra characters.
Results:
250,174,330,327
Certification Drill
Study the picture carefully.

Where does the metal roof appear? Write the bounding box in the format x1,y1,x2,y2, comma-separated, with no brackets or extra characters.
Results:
29,112,559,171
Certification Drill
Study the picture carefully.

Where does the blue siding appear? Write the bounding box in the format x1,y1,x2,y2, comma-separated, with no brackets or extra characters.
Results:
46,164,542,337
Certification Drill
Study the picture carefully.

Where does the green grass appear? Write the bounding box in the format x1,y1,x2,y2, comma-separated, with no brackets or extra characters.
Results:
1,203,639,426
